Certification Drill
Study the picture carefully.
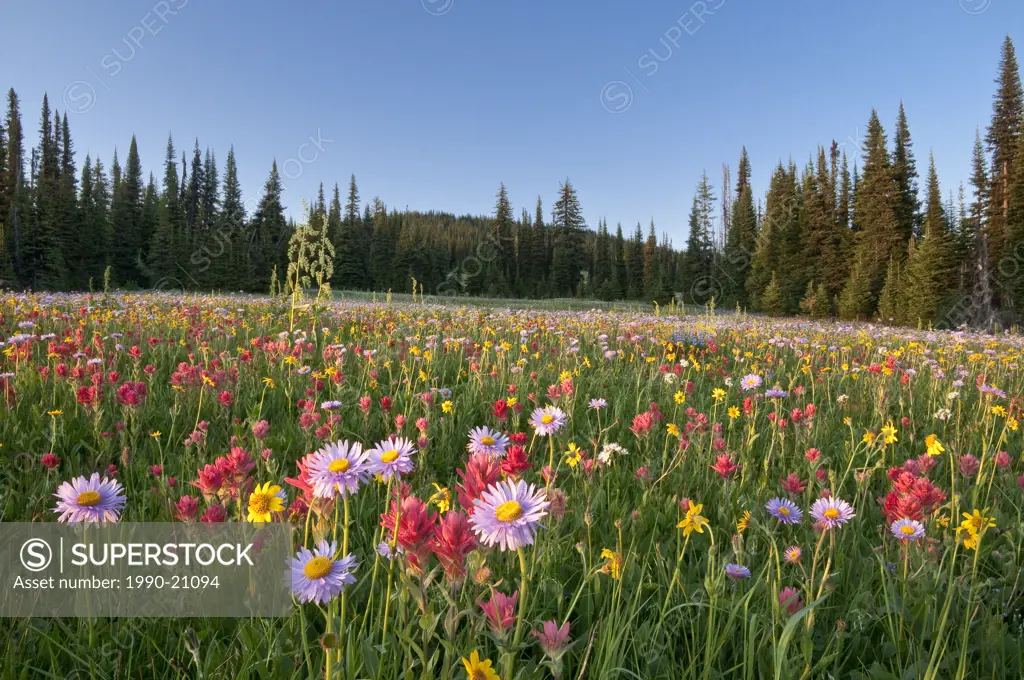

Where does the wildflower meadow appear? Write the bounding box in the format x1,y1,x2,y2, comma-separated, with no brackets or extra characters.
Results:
1,290,1023,679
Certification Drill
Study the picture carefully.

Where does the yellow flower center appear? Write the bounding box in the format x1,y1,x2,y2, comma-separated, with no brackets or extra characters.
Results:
900,525,916,535
495,500,523,523
328,458,350,474
249,492,271,515
303,556,333,580
76,490,102,507
778,507,790,516
824,508,840,519
541,414,554,425
470,671,487,680
481,436,495,446
380,449,399,464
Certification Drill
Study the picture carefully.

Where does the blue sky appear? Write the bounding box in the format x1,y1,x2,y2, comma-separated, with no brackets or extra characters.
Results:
3,0,1020,246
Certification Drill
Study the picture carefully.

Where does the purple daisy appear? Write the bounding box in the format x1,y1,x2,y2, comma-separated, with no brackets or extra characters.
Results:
725,563,751,580
53,473,126,523
890,518,926,541
529,405,567,437
764,388,789,399
589,398,608,410
809,496,856,529
367,436,417,481
467,426,510,458
289,540,357,605
307,440,369,499
765,497,803,525
469,479,550,551
740,374,762,391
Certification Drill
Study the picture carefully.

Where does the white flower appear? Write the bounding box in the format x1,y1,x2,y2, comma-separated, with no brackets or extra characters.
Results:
663,373,678,385
934,408,952,421
597,443,629,466
947,392,959,401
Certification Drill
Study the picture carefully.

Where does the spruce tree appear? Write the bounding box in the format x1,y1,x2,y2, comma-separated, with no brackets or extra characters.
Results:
761,271,784,316
148,135,182,286
250,161,288,289
985,35,1023,294
969,130,996,328
334,174,364,290
840,110,903,317
550,178,585,296
903,154,953,325
108,136,144,286
892,101,921,240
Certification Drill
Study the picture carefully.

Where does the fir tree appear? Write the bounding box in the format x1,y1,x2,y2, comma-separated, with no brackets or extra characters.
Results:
250,160,288,290
761,271,784,316
108,136,144,286
985,35,1023,294
148,135,182,286
840,110,902,317
550,178,585,296
892,101,921,240
903,154,953,325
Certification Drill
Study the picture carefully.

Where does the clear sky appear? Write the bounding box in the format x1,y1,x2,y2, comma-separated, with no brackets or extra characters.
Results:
2,0,1020,246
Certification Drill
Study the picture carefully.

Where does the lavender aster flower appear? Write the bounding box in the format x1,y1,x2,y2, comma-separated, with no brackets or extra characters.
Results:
740,374,762,391
809,496,856,529
321,400,343,410
289,540,357,604
589,398,608,410
764,388,789,398
467,426,510,458
890,518,925,541
725,563,751,580
53,473,126,523
308,440,369,498
367,436,417,481
529,406,567,437
469,479,549,551
765,497,803,525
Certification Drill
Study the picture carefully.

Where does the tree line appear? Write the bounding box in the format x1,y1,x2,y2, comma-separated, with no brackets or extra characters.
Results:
0,35,1021,328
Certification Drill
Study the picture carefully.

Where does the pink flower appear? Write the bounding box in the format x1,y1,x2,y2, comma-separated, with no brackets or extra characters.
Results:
959,454,980,478
175,496,200,522
710,454,740,480
995,450,1011,469
252,420,270,440
478,589,518,634
805,448,820,462
41,453,61,469
200,504,226,523
533,620,571,659
781,473,807,495
630,411,656,438
779,586,804,615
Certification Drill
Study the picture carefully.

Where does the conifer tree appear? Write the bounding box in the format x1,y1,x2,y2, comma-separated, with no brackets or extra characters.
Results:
723,147,757,307
876,256,903,324
218,147,246,290
550,178,585,296
250,160,288,289
904,154,953,325
892,101,921,240
148,135,182,286
985,36,1023,295
840,110,902,317
108,136,144,286
761,271,784,316
969,130,995,328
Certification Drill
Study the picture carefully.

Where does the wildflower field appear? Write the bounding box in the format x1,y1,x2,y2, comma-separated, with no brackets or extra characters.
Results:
2,292,1024,679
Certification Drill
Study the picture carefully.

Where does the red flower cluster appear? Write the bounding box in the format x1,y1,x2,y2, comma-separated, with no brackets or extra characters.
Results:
878,461,947,523
190,447,256,502
457,453,502,512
